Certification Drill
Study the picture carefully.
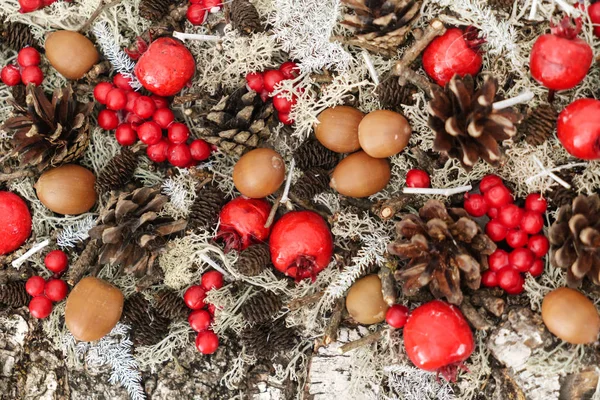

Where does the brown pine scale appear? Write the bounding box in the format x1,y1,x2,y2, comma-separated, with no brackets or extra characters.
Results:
547,185,578,208
188,185,226,231
376,77,416,110
11,85,26,108
487,0,516,12
0,22,37,51
121,293,171,346
242,318,298,359
241,290,283,325
293,139,339,172
290,168,330,200
236,244,271,276
0,281,28,308
154,290,188,320
230,0,263,34
139,0,175,21
95,148,140,194
520,104,558,146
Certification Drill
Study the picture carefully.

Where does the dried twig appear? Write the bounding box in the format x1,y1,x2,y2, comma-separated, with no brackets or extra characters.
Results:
460,298,492,330
66,240,100,285
172,93,203,105
289,194,331,220
338,329,386,354
0,169,35,182
287,291,324,311
320,298,344,348
372,195,412,220
79,0,123,33
264,190,283,229
379,264,396,306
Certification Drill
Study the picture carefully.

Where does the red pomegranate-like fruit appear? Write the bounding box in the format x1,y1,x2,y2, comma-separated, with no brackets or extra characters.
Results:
557,98,600,160
269,211,333,282
216,197,271,252
0,191,32,255
404,300,474,380
134,37,196,96
530,16,592,91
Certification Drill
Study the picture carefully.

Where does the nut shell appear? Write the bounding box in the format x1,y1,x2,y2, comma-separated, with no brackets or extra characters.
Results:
65,277,124,342
541,287,600,344
45,31,99,80
35,164,97,215
346,275,389,325
358,110,411,158
315,106,364,153
233,148,285,198
330,151,390,197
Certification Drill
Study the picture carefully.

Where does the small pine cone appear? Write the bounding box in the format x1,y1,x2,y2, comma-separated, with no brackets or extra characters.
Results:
122,294,171,346
236,244,271,276
547,186,577,208
376,78,416,110
290,168,330,200
230,0,263,34
487,0,515,12
241,290,282,324
154,290,188,320
139,0,174,21
95,148,139,194
242,319,297,359
293,140,339,172
188,185,226,230
0,22,37,51
0,281,29,308
11,85,26,107
520,104,558,146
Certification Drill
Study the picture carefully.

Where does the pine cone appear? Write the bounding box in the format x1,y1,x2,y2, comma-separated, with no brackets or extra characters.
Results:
11,85,26,108
520,104,558,146
341,0,422,56
89,187,187,282
122,294,171,346
293,139,339,171
230,0,263,34
487,0,515,12
388,199,497,305
2,84,93,172
549,195,600,287
428,75,522,170
290,168,330,200
197,89,275,157
188,185,226,231
547,185,577,208
0,22,37,51
241,290,282,324
236,244,271,276
95,148,139,194
154,290,188,320
139,0,174,21
0,281,28,307
242,319,297,359
376,78,416,110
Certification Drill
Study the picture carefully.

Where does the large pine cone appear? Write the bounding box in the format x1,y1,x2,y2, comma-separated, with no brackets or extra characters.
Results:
428,75,522,170
0,22,37,51
95,148,139,194
241,290,282,324
388,199,497,305
0,281,28,307
242,319,298,359
293,139,339,172
520,104,557,146
230,0,263,34
236,244,271,276
154,290,188,320
122,294,171,346
549,194,600,287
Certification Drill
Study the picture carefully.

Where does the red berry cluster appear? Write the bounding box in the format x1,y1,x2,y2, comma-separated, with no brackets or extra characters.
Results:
405,169,431,188
94,75,212,167
1,47,44,87
245,61,300,125
385,304,410,329
463,175,549,294
183,270,224,355
25,249,70,319
18,0,68,13
187,0,222,25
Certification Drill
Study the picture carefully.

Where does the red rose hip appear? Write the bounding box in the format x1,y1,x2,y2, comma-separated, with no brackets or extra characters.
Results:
525,193,547,213
246,72,264,92
138,121,163,145
509,248,535,272
484,185,512,208
497,266,521,291
279,61,299,79
488,249,510,272
44,249,68,274
263,70,285,92
190,139,211,161
21,66,44,86
463,193,488,217
1,65,21,86
105,88,127,111
520,211,544,234
481,270,498,287
506,229,529,249
167,122,190,144
527,234,549,258
529,259,545,277
406,169,431,188
201,270,224,291
115,124,137,146
113,73,133,91
167,143,192,167
17,47,41,67
498,204,524,229
485,219,508,242
147,140,169,163
479,174,503,193
153,108,175,129
93,82,114,104
133,96,156,119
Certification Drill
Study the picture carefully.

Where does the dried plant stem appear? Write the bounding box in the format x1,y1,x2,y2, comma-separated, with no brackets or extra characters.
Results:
173,32,221,42
321,298,344,347
471,291,505,317
397,68,438,97
338,329,386,354
0,169,35,182
12,239,50,269
172,93,203,105
379,265,396,306
287,291,324,311
459,298,491,331
79,0,123,33
532,156,570,189
280,158,296,205
66,240,99,285
492,91,534,110
403,185,472,196
264,190,283,229
362,51,379,85
0,266,33,283
289,194,331,220
373,195,412,220
526,162,587,185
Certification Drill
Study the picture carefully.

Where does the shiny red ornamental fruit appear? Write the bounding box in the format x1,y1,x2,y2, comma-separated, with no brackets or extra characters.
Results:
0,191,32,255
488,249,509,272
93,82,114,104
263,69,285,92
190,139,211,161
201,270,223,291
509,248,535,272
589,3,600,38
44,279,68,302
498,204,524,229
481,270,498,287
530,17,592,91
216,197,271,252
115,124,137,146
520,211,544,234
105,88,127,111
44,249,68,274
529,258,544,277
167,143,192,167
29,296,53,319
113,73,133,91
146,140,169,163
463,193,488,217
484,185,512,208
1,65,21,86
270,211,333,282
479,174,503,193
528,234,549,258
385,304,409,329
557,99,600,160
525,193,547,213
184,285,207,310
404,300,474,380
98,110,119,130
485,219,508,242
26,276,46,297
497,266,522,292
422,27,484,86
279,61,299,79
189,309,211,332
21,66,43,86
246,72,264,92
135,37,196,96
133,96,156,119
195,330,219,354
17,47,41,67
405,169,431,188
506,229,528,249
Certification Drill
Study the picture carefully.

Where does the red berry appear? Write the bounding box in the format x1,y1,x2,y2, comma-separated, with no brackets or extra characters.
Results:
245,72,264,92
125,91,141,113
1,65,21,86
21,66,44,86
497,266,521,291
125,112,144,129
29,296,52,319
195,330,219,354
113,73,133,91
217,197,271,252
481,270,498,287
207,303,216,316
485,219,508,242
503,273,525,295
0,192,31,255
406,169,431,188
498,204,524,229
201,270,223,291
278,112,294,125
273,93,297,114
44,279,68,302
188,309,212,332
259,89,269,102
463,193,488,217
26,276,46,297
167,143,193,167
263,70,285,92
385,304,409,329
528,234,549,258
184,285,207,310
151,96,169,109
487,207,499,219
146,140,169,163
115,123,137,146
525,193,547,214
134,96,156,119
488,249,510,272
520,211,544,234
187,3,208,25
484,185,512,208
167,122,190,144
509,248,535,273
153,108,175,129
17,47,41,67
529,258,545,277
44,250,68,274
190,139,212,161
279,61,299,79
590,2,600,38
479,174,503,193
506,229,529,249
105,88,127,110
137,121,163,145
93,82,114,104
19,0,43,13
557,99,600,160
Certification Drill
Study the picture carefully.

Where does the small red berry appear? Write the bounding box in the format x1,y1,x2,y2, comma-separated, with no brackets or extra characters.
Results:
184,285,207,310
115,123,137,146
527,234,549,258
488,249,509,272
590,2,600,38
259,89,269,102
125,91,141,113
279,61,299,79
146,140,169,163
497,266,521,292
151,96,169,109
201,271,224,291
273,93,297,114
207,303,216,316
195,330,219,354
21,66,44,86
498,204,524,229
190,139,212,161
44,279,68,302
1,65,21,86
481,270,498,287
19,0,43,13
153,108,175,129
246,72,264,92
167,143,193,167
134,96,156,119
204,0,222,12
509,248,535,273
485,219,508,242
385,304,410,329
520,211,544,234
93,82,114,104
405,169,431,188
105,88,127,111
17,47,41,67
463,193,488,217
484,185,512,208
125,112,144,129
487,207,499,219
137,121,163,145
29,296,52,319
187,4,208,25
525,193,547,214
26,276,46,297
167,122,190,144
503,273,525,295
113,73,133,91
529,258,545,277
506,229,529,249
188,309,212,332
479,174,503,193
44,249,68,274
263,70,285,92
278,112,294,125
98,109,119,130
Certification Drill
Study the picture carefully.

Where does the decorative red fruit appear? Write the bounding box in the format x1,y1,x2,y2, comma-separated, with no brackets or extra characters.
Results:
98,110,119,130
484,184,512,208
463,193,488,217
498,204,524,229
126,112,144,129
137,121,163,145
422,27,484,86
557,99,600,160
385,304,409,329
19,0,43,13
246,72,264,92
184,285,207,310
190,139,212,161
485,219,508,242
29,296,52,319
1,65,21,86
528,234,549,258
509,248,535,272
488,249,509,272
589,2,600,38
520,211,544,234
273,93,296,114
146,140,169,163
113,73,133,91
263,69,285,92
204,0,222,12
497,266,521,291
115,124,137,146
216,197,271,252
187,3,208,25
404,300,474,380
487,207,499,219
167,122,190,144
93,82,114,104
44,279,68,302
525,193,547,214
269,211,333,282
133,96,156,119
152,96,169,109
26,276,46,297
504,274,525,295
479,174,503,193
44,249,68,274
201,271,224,291
506,229,529,249
530,17,592,91
405,169,431,189
153,108,175,129
167,143,192,167
195,330,219,354
278,112,294,125
279,61,299,79
21,66,44,86
17,47,41,67
125,91,141,113
0,192,31,255
188,309,212,332
481,270,498,287
529,258,545,277
105,88,127,110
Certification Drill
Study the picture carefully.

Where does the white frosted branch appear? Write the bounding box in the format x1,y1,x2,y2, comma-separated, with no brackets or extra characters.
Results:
532,156,571,189
12,239,50,269
280,158,296,204
362,51,379,86
199,253,231,279
492,91,534,110
526,162,588,184
403,185,472,196
529,0,539,19
554,0,578,15
173,31,221,42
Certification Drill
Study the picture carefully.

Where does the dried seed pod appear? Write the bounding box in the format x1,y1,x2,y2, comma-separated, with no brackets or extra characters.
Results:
188,185,226,231
242,318,297,359
230,0,263,34
154,290,188,320
520,104,558,146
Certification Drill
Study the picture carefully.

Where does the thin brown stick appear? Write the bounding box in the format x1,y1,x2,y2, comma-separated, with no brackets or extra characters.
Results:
172,93,203,105
0,169,35,182
289,193,331,220
338,329,386,354
79,0,123,33
66,240,100,286
264,190,283,229
287,291,324,311
397,68,438,98
321,298,344,347
379,265,396,306
331,36,396,57
471,291,506,317
373,195,412,220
